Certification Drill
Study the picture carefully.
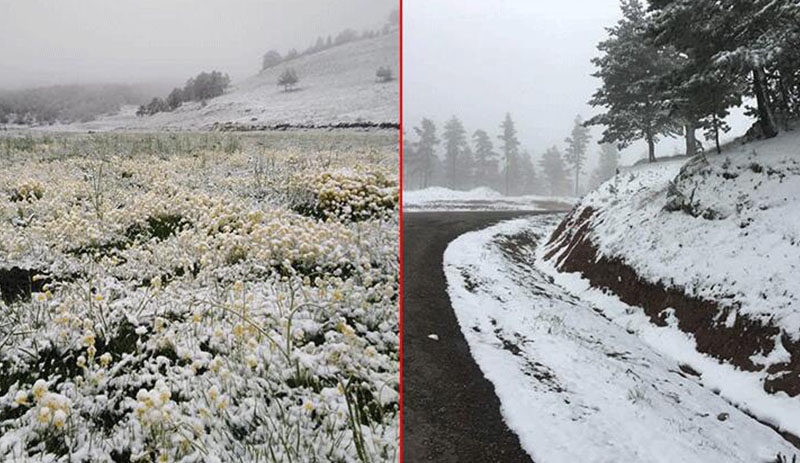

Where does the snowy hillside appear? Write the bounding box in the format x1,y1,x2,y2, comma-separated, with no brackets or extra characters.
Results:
545,130,800,397
64,32,398,131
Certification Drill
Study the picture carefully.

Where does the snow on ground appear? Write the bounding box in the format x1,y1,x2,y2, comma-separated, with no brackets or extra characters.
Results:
403,187,575,212
572,131,800,343
0,133,398,461
444,215,799,463
52,32,398,132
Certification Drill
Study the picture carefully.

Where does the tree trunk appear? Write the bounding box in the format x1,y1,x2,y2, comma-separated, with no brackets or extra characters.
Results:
647,133,656,163
574,167,580,197
753,67,779,139
684,123,697,156
505,158,510,196
714,115,722,154
451,157,456,190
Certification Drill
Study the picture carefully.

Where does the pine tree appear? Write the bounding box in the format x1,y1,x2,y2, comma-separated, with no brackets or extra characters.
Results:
564,115,591,196
649,0,800,139
413,118,440,189
518,150,538,195
262,50,282,70
278,69,299,91
540,146,570,197
442,116,467,190
458,145,477,190
498,113,520,196
591,144,621,189
472,129,499,188
587,0,681,163
402,131,419,189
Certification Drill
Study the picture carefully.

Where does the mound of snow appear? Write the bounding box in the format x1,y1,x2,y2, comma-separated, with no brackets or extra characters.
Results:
404,186,503,203
403,187,575,211
63,32,398,131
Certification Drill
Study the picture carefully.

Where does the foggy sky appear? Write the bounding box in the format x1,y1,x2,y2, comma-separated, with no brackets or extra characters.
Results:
0,0,395,89
404,0,748,166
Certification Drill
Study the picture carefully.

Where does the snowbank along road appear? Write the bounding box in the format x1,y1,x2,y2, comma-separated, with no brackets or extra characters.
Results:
403,211,556,463
444,214,800,463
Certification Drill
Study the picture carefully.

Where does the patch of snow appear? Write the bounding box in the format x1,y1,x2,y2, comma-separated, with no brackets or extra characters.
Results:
403,187,575,212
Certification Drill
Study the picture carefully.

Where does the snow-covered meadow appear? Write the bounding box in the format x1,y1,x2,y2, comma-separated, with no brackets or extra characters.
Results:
0,131,399,462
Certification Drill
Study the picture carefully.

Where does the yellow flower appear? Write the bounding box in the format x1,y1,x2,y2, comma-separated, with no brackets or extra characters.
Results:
52,409,67,428
32,380,48,401
14,391,29,406
38,406,52,424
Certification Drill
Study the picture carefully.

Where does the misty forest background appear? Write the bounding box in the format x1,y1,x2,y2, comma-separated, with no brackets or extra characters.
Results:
403,114,620,197
405,0,800,197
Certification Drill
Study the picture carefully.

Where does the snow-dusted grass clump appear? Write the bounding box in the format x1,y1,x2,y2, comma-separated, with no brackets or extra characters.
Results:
580,131,800,342
0,132,398,462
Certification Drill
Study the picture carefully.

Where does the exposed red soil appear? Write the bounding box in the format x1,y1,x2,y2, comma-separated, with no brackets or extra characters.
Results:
546,206,800,397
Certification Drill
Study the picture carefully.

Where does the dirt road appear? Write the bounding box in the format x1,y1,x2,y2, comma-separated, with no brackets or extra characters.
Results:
403,211,559,462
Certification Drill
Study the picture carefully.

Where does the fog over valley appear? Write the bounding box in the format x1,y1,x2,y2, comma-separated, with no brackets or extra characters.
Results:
0,0,395,89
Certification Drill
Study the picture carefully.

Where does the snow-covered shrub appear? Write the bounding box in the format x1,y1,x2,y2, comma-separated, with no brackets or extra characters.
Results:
290,170,398,222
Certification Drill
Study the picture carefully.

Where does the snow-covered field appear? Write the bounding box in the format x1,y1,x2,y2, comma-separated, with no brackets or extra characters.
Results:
51,32,398,132
403,187,575,212
0,132,398,462
444,215,799,462
556,131,800,378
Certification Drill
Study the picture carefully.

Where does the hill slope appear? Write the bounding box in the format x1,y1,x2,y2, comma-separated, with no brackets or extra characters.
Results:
69,31,398,131
546,129,800,395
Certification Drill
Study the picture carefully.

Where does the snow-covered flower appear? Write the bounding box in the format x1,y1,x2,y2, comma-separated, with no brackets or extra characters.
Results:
32,380,48,401
99,352,113,367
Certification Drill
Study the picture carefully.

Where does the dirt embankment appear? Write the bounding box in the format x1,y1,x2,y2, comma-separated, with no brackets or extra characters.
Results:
545,206,800,397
